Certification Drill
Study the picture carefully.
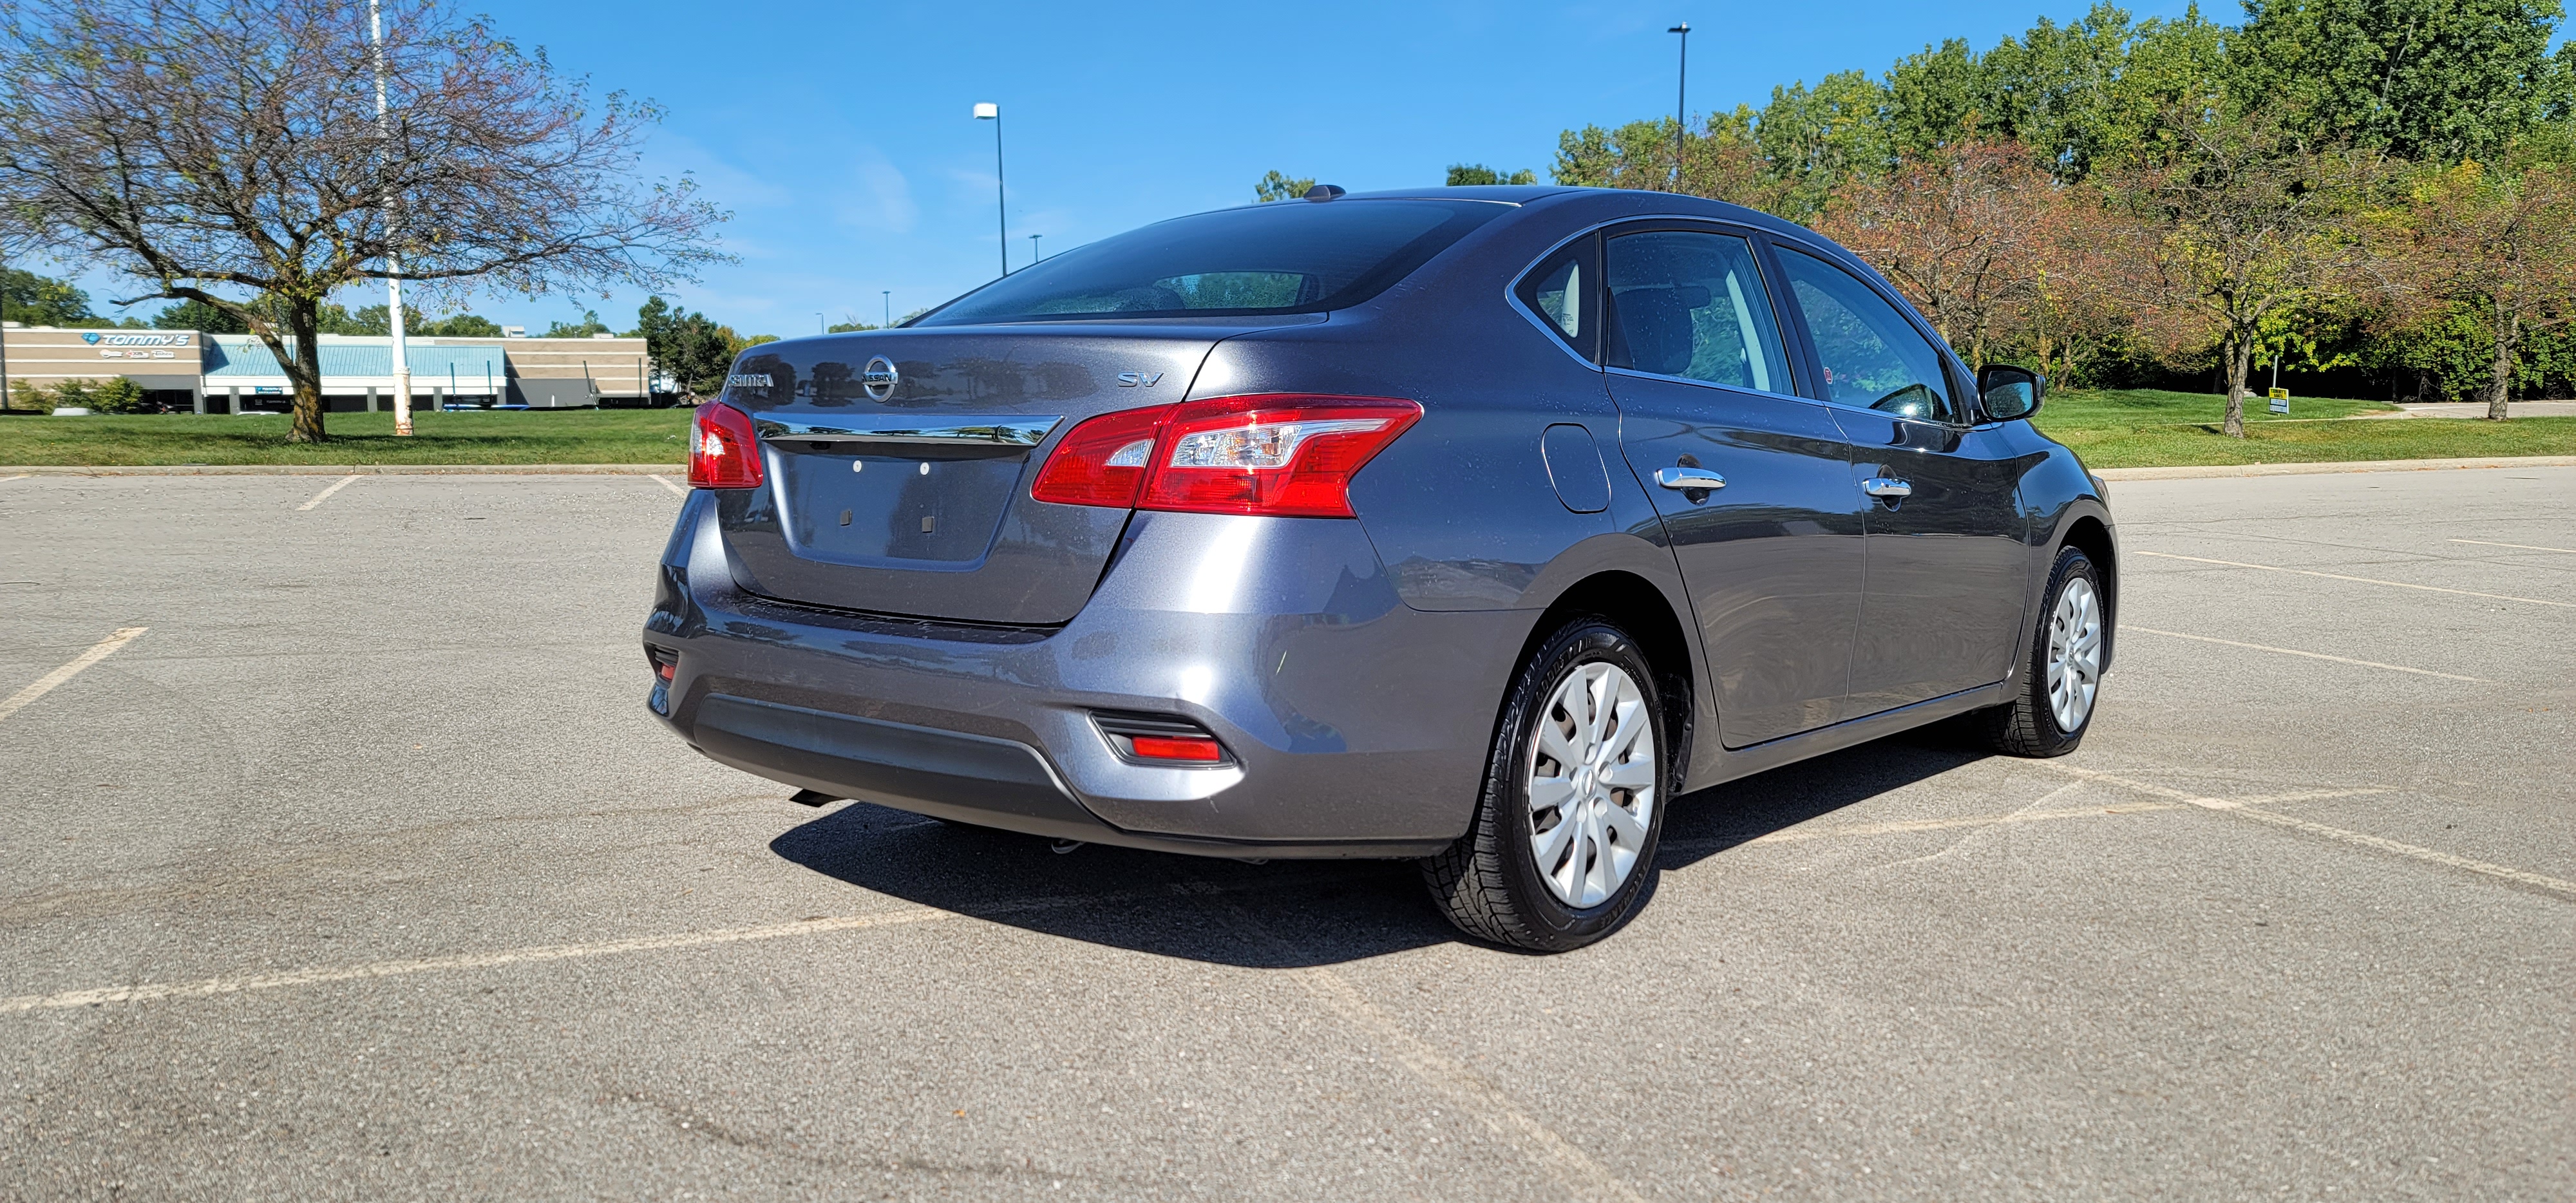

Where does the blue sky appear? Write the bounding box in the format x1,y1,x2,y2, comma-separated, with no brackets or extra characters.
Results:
75,0,2201,334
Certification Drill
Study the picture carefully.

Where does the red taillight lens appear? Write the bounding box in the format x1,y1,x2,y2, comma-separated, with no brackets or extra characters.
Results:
1028,394,1420,518
688,403,766,489
1030,403,1175,507
1130,735,1224,762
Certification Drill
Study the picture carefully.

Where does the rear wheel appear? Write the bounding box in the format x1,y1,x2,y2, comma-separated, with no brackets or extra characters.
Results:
1423,618,1666,952
1978,546,2105,757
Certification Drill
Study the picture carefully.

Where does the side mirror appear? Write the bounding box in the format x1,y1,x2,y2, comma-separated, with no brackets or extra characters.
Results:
1978,363,2045,421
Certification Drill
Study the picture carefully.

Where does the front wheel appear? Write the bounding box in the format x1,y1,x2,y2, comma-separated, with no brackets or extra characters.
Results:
1977,546,2107,757
1423,618,1667,952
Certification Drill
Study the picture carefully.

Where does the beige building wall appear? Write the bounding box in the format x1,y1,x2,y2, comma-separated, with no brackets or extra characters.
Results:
2,327,206,405
441,335,651,406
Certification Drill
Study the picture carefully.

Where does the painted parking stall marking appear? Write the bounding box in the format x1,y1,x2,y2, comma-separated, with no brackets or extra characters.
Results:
2139,550,2575,609
2448,538,2576,555
0,627,146,724
2125,626,2488,681
649,473,687,497
296,473,360,511
2036,763,2576,900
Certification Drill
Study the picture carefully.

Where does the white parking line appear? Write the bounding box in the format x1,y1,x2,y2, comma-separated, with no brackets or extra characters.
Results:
1656,787,2389,856
0,876,1329,1016
2125,626,2488,681
1193,888,1648,1203
650,474,687,497
295,474,360,511
2137,551,2573,608
0,627,147,724
2448,538,2576,555
0,474,26,484
2036,763,2576,900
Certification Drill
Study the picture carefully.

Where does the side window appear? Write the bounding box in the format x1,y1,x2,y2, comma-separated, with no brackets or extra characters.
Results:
1603,230,1794,395
1774,245,1959,423
1514,236,1598,361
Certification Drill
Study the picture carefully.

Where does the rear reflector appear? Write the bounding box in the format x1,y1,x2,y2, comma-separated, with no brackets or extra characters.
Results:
1129,735,1224,762
688,402,765,489
1093,711,1231,765
1030,394,1420,518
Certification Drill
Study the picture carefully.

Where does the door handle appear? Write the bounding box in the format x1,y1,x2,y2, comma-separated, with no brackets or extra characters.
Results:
1862,477,1913,498
1655,466,1727,491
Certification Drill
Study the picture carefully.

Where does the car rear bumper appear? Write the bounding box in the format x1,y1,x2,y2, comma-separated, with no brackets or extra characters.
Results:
644,493,1528,858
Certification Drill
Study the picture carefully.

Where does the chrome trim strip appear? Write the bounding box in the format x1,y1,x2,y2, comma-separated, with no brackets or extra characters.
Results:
754,417,1062,448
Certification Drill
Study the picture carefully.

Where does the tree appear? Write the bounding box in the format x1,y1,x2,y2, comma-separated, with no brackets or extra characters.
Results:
2238,0,2563,163
417,312,502,337
824,319,877,334
0,266,95,325
2380,158,2576,418
1254,171,1315,202
2107,108,2385,435
0,0,725,443
630,295,734,398
1820,141,2061,368
149,298,247,332
542,309,610,337
1446,164,1537,186
1554,109,1792,215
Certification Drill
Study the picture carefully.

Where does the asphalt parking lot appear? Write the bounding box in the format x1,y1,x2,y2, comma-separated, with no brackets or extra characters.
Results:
3,464,2570,1200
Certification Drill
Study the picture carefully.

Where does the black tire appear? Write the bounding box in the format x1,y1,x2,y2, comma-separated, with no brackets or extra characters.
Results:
1978,546,2106,758
1422,617,1668,952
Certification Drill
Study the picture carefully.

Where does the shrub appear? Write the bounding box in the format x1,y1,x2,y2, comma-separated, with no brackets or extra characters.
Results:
35,377,150,413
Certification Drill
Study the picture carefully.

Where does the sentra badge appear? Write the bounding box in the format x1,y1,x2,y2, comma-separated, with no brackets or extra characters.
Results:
724,374,773,390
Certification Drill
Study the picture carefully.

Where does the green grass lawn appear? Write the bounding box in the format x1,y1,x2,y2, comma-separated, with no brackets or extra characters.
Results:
2034,388,2576,468
6,392,2575,470
0,408,691,466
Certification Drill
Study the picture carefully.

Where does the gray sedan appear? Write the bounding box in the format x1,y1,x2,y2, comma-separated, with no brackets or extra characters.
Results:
643,185,2116,950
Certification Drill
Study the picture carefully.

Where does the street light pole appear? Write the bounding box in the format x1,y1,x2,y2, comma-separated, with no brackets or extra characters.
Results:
1667,22,1690,189
1029,233,1043,263
974,102,1007,277
372,0,413,434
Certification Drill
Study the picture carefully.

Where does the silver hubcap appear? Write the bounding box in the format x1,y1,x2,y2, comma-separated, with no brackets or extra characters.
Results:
1526,662,1657,908
2046,576,2103,732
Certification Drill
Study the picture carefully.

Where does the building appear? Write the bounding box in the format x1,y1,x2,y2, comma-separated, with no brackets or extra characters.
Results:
0,326,653,412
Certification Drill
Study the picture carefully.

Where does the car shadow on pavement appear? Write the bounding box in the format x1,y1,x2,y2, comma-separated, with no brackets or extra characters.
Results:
1654,725,1993,868
768,725,1990,966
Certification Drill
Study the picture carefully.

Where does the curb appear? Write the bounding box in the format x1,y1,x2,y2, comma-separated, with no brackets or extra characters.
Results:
0,463,681,477
2093,455,2576,482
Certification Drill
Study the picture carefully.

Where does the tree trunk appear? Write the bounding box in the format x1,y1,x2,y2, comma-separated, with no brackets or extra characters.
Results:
2222,332,2253,439
2485,308,2518,422
285,296,326,443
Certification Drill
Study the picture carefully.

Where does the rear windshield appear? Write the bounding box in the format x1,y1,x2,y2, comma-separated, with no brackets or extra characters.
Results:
914,200,1507,326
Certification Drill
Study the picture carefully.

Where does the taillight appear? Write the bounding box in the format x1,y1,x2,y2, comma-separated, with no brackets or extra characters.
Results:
1030,394,1420,518
688,403,765,489
1030,403,1175,507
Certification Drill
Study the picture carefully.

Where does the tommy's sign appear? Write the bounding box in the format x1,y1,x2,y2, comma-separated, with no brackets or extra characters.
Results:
80,332,193,347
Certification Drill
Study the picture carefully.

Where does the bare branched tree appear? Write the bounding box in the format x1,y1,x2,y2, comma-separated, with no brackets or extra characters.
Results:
2105,109,2385,437
0,0,727,441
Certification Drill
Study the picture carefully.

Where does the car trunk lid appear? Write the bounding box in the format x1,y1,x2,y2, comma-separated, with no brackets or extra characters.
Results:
710,323,1257,625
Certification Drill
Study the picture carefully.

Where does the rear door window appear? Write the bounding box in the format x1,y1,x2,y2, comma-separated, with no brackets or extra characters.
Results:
1603,229,1794,395
1514,236,1600,361
1774,245,1960,424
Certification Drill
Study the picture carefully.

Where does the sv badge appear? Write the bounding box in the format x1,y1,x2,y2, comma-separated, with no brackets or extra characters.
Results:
1115,372,1164,388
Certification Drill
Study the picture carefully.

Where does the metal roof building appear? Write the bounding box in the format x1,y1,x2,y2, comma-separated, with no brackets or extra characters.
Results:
1,327,651,412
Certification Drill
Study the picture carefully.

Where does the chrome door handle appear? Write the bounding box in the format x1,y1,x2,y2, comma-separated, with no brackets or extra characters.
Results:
1654,466,1727,491
1862,477,1913,498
